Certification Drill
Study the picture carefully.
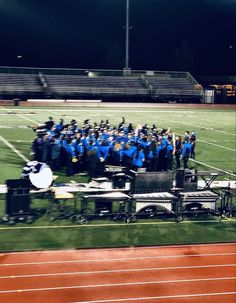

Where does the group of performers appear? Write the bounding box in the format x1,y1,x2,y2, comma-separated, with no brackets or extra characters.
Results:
31,116,196,179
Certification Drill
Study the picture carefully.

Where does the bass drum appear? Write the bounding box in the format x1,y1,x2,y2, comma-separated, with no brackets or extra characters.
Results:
21,161,53,189
29,162,53,189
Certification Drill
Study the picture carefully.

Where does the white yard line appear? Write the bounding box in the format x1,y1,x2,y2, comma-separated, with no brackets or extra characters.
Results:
189,158,236,177
0,276,235,294
1,109,235,175
0,218,235,232
16,114,40,125
131,118,236,176
132,118,236,152
174,131,235,152
46,109,75,120
0,135,29,162
74,292,236,303
1,107,235,136
149,114,236,136
193,139,235,152
9,140,32,143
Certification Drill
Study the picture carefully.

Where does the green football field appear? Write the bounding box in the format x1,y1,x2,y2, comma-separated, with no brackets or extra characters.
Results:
0,104,235,252
0,104,235,182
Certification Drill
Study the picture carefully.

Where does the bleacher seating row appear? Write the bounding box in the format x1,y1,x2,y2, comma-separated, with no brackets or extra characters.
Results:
0,69,202,101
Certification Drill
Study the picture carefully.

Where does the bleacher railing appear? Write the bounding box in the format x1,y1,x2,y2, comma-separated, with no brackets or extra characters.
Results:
0,66,195,79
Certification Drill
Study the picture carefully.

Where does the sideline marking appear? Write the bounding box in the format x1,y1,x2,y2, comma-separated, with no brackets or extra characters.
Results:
0,276,235,294
0,219,235,231
1,253,235,268
3,242,235,256
0,135,29,162
73,292,236,303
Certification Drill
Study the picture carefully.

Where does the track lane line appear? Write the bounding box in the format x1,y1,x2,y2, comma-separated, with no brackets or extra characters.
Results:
1,268,235,290
0,276,235,294
0,264,235,279
72,292,236,303
1,252,235,267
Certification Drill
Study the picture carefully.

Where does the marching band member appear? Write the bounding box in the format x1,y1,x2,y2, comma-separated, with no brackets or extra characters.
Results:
190,131,196,159
132,145,145,170
174,135,182,169
31,117,196,176
182,137,192,169
166,138,174,171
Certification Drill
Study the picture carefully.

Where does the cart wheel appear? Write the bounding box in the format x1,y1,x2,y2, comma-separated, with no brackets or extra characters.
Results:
129,215,137,223
177,216,183,223
2,215,9,223
8,217,15,225
26,216,33,224
124,217,130,224
72,215,81,223
226,213,232,219
80,218,88,225
49,216,55,222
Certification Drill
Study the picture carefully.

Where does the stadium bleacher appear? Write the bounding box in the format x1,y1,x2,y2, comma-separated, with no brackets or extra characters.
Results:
0,67,202,102
0,73,42,96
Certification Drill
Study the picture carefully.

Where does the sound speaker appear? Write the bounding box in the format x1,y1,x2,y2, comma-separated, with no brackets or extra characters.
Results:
6,179,31,216
130,170,173,194
175,169,197,192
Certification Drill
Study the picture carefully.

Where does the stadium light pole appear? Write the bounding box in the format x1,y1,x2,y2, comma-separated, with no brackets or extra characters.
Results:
124,0,131,75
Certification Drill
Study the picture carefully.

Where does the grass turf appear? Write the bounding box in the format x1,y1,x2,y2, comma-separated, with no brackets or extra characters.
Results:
0,104,235,251
0,208,235,252
0,105,235,182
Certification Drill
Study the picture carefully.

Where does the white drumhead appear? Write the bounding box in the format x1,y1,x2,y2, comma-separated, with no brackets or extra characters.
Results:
29,163,53,188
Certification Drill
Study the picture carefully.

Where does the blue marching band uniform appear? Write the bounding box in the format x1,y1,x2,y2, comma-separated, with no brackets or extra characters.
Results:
31,117,196,177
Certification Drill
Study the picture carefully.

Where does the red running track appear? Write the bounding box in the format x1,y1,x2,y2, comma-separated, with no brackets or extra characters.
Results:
0,243,235,303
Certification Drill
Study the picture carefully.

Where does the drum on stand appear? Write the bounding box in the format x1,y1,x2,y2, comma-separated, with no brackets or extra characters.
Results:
3,162,53,224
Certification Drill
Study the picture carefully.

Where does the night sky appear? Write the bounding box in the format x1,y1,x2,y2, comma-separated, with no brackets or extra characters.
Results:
0,0,235,75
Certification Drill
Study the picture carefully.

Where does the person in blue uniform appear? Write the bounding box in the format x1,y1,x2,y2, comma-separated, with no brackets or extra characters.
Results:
131,145,145,170
50,137,61,170
182,138,192,169
122,142,137,169
65,139,77,176
86,140,100,181
166,138,174,171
